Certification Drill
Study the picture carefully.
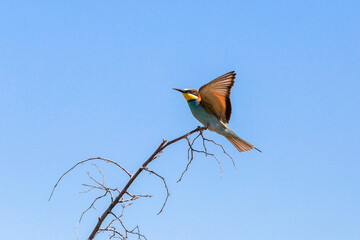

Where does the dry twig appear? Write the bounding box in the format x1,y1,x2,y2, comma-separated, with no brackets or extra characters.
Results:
50,126,234,240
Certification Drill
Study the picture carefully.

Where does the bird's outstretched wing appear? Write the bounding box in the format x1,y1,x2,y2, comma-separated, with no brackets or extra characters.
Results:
199,71,235,123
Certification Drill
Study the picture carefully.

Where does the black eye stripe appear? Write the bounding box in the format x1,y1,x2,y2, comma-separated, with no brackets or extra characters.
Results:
188,90,197,96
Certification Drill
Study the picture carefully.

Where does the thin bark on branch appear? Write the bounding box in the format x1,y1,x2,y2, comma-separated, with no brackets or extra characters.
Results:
50,126,234,240
143,167,170,215
87,126,205,239
49,157,131,201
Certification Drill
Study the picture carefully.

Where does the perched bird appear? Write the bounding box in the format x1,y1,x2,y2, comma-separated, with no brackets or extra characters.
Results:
174,71,261,153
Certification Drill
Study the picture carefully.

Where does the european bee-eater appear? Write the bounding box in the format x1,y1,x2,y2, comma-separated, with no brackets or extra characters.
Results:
174,71,261,153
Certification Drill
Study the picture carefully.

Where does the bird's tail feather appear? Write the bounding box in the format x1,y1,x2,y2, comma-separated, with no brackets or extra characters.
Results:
223,125,261,153
225,136,255,152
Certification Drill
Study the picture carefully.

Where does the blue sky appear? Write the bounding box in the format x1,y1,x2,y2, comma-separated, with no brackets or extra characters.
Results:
1,1,359,239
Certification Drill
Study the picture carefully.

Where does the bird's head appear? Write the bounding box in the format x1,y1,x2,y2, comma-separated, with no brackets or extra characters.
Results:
173,88,200,102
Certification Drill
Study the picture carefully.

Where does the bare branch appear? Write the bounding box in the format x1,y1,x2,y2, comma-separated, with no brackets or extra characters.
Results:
87,127,206,239
79,191,108,223
51,126,235,240
49,157,131,201
200,131,236,168
177,130,228,182
143,167,170,215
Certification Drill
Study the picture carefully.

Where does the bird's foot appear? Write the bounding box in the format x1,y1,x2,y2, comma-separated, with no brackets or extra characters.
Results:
199,124,208,131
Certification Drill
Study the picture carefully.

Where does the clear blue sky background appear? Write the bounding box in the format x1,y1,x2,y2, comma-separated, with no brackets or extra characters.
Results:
1,1,359,239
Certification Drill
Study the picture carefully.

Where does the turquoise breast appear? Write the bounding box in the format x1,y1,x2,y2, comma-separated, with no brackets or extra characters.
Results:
187,100,223,131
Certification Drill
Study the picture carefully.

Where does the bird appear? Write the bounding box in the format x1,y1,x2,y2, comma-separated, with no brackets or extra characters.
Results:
173,71,261,153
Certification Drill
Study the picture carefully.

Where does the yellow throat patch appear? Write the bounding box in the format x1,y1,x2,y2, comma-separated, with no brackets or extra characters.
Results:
182,93,198,101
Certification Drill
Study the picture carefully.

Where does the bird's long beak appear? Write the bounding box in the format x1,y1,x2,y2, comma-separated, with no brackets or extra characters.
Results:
173,88,185,93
